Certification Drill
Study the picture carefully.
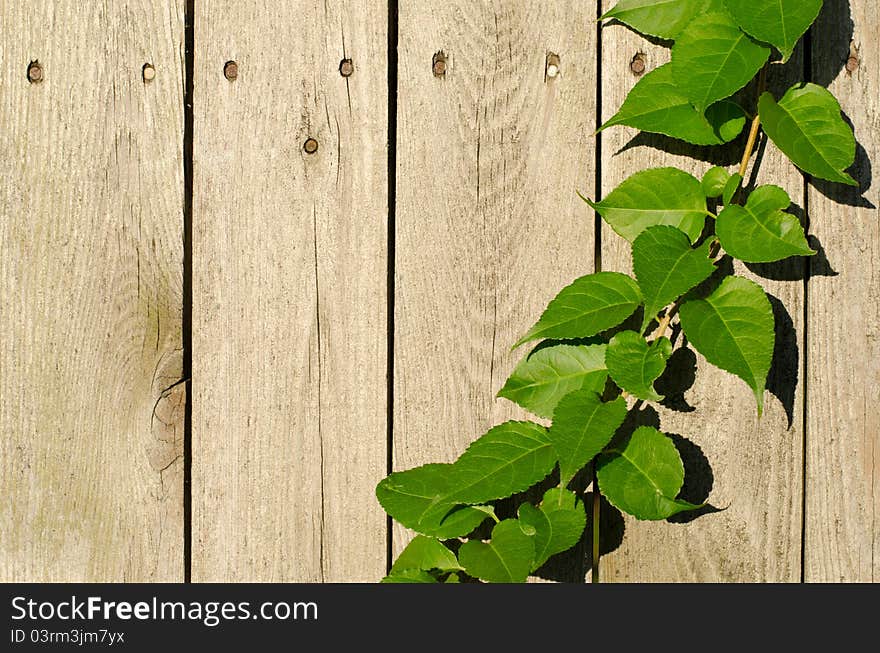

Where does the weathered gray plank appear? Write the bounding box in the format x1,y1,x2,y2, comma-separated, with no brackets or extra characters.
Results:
598,1,804,582
192,1,388,581
805,0,879,582
394,1,598,566
0,1,185,581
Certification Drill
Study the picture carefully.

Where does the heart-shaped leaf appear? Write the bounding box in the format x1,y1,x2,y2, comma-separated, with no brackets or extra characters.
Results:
605,331,673,402
601,0,713,40
633,225,717,332
597,426,703,520
448,421,556,504
518,488,587,570
600,64,747,146
672,12,770,112
759,84,857,186
716,185,816,262
498,343,608,418
548,390,628,484
390,535,463,575
724,0,823,62
513,272,642,349
458,519,535,583
376,464,490,538
679,276,775,414
583,167,709,244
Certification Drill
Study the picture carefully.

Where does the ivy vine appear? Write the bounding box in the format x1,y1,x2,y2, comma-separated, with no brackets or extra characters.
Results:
377,0,857,583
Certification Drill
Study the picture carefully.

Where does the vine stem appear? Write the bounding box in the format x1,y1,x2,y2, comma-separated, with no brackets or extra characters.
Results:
592,66,771,583
651,64,769,346
736,64,768,189
737,113,763,180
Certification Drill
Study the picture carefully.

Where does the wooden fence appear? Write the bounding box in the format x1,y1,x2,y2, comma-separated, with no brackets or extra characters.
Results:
1,1,876,583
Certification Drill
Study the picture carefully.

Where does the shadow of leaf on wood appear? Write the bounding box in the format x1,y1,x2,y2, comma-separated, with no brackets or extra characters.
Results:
745,235,838,281
656,345,697,412
765,294,799,429
615,130,746,167
810,139,875,209
666,433,721,523
601,18,673,49
812,0,855,90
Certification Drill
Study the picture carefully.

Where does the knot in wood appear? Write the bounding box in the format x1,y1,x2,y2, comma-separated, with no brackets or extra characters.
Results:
27,61,43,83
224,60,239,81
630,53,646,76
546,53,561,80
432,51,447,77
846,56,860,73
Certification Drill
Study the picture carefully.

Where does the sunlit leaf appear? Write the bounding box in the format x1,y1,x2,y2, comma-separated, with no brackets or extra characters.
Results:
584,168,709,243
716,185,816,262
679,276,775,414
597,426,702,520
759,84,857,186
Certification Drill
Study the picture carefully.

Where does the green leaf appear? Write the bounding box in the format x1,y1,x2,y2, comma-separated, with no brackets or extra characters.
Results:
390,535,463,575
583,168,709,243
597,426,703,520
599,64,746,146
724,0,823,62
376,463,489,538
716,185,816,262
497,344,608,419
518,488,587,570
679,276,775,414
672,12,770,112
381,569,438,583
702,166,731,198
600,0,712,40
759,84,857,186
513,272,642,349
722,172,743,205
605,331,673,402
632,225,717,332
458,519,535,583
548,390,628,484
448,421,556,504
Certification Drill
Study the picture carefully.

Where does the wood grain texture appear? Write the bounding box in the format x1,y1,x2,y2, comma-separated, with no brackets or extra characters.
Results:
192,1,387,582
597,1,804,582
805,0,879,582
0,1,185,581
393,1,598,563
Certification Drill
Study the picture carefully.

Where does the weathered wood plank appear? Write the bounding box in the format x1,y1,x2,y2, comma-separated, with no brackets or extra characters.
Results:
598,2,804,581
394,1,598,565
0,1,185,581
192,2,388,581
805,0,879,582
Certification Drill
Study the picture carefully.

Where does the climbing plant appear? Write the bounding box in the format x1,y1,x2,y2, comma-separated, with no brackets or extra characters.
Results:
377,0,857,583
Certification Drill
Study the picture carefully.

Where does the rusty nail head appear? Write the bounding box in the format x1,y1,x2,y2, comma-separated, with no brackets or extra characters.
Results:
630,53,646,75
142,63,156,83
224,60,239,81
304,138,319,154
340,58,354,77
546,53,561,79
846,55,859,72
432,51,447,77
27,61,43,83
